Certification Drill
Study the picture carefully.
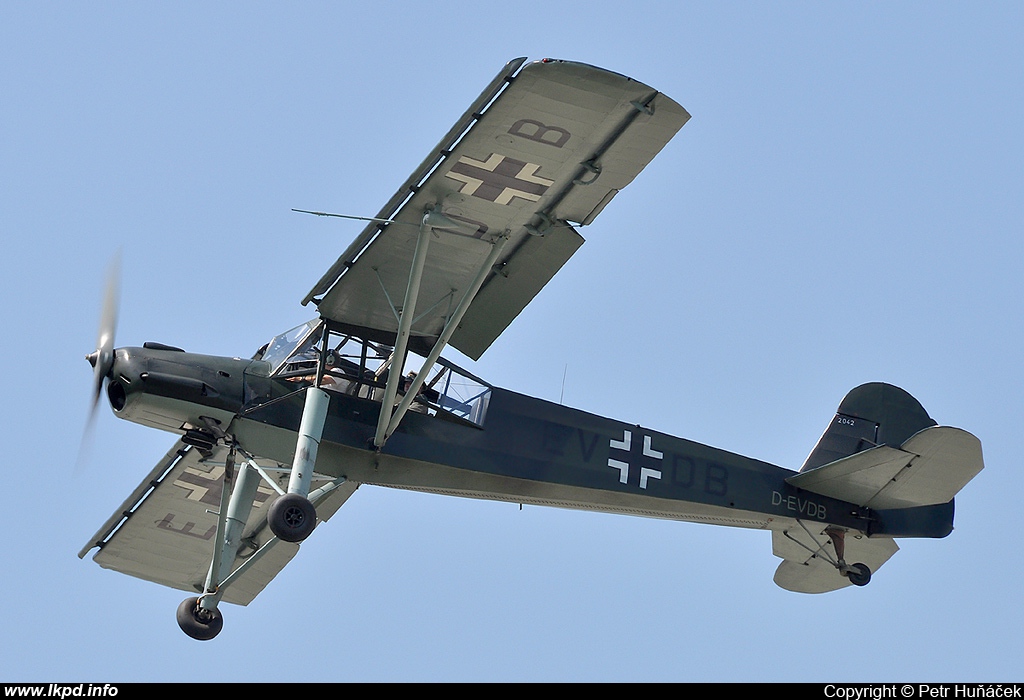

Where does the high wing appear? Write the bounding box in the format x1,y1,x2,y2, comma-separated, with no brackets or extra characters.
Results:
304,57,690,360
79,441,357,605
79,59,687,615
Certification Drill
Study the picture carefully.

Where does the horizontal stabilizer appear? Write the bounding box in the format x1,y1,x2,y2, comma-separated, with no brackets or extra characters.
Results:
787,426,983,510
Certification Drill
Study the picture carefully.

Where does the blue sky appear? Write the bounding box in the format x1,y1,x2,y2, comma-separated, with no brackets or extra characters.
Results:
2,2,1021,682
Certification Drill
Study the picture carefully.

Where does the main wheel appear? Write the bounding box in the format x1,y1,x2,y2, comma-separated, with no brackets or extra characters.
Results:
176,597,223,640
268,493,317,542
845,562,872,587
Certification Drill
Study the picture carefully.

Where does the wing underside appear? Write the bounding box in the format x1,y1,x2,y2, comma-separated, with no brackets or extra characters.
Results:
80,441,357,605
307,58,689,360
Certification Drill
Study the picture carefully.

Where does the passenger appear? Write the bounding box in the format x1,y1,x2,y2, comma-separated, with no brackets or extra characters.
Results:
402,371,437,413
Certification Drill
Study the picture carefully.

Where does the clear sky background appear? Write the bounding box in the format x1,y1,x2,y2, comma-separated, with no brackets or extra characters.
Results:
2,2,1021,682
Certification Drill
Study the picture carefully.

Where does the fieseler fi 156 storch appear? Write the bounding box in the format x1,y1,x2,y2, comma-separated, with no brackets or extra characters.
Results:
79,58,984,640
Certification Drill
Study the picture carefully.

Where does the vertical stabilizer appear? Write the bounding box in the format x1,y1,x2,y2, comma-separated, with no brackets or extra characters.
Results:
801,383,936,473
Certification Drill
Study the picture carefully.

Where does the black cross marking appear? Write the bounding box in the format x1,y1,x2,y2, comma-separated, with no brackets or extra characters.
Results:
175,465,274,507
445,153,553,205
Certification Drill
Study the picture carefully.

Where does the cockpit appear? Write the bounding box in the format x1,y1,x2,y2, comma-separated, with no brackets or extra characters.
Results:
258,319,321,376
248,319,492,427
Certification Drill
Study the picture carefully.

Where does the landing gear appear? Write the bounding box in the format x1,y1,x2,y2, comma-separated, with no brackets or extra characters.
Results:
827,527,872,587
176,597,223,640
844,562,872,587
268,493,317,542
786,524,876,589
265,385,330,543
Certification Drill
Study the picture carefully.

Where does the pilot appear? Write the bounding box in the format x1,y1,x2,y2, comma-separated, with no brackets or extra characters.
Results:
319,351,353,394
288,351,353,393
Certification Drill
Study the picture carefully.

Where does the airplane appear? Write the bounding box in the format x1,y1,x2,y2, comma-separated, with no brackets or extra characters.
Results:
79,57,984,641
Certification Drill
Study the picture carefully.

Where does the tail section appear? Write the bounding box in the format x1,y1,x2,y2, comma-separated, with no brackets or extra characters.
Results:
791,383,983,515
772,383,983,593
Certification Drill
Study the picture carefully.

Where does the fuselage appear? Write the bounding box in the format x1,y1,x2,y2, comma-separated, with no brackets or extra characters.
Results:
105,344,892,538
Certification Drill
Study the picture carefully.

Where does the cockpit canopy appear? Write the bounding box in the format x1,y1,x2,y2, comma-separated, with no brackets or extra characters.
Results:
253,319,492,427
257,319,320,377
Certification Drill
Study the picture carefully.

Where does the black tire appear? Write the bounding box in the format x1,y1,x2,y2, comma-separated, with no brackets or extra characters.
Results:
176,597,223,641
268,493,317,543
846,562,872,587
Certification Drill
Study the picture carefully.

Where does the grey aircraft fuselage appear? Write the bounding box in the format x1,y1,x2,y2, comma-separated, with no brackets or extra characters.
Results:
106,344,952,543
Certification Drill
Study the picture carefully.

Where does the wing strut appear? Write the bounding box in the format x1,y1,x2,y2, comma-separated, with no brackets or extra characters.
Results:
372,207,475,446
372,208,440,447
382,230,510,442
371,215,510,448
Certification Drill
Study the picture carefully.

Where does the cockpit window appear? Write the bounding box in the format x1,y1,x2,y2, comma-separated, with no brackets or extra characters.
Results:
260,319,322,376
252,320,492,427
428,358,492,426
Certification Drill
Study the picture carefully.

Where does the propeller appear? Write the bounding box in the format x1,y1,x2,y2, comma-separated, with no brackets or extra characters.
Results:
78,254,120,470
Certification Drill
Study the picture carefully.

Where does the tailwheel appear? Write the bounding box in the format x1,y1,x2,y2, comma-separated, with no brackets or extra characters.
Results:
268,493,317,543
825,528,871,587
845,562,872,587
176,597,223,640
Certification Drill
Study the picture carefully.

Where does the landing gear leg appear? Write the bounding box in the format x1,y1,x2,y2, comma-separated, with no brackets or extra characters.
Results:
268,386,329,543
176,448,262,640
